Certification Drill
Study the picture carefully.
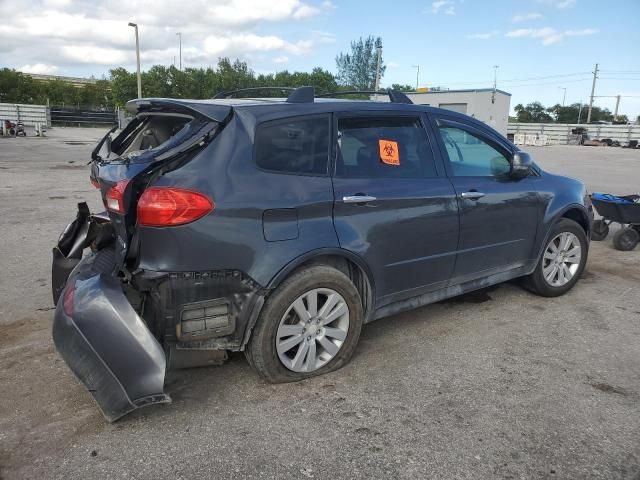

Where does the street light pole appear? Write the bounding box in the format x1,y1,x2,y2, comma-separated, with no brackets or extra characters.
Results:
128,22,142,98
559,87,567,106
412,65,420,90
492,65,499,104
176,32,182,70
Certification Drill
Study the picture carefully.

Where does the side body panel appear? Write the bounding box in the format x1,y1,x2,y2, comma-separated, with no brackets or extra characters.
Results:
135,113,339,287
330,111,460,307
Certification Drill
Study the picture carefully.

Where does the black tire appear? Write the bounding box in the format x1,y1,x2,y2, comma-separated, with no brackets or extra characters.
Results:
612,227,639,251
245,264,363,383
525,218,589,297
591,219,609,241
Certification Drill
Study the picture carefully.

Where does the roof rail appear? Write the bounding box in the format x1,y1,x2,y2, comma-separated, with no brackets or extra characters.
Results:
213,86,315,103
317,89,413,104
212,86,412,105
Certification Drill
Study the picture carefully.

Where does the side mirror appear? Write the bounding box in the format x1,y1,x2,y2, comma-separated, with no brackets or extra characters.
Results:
511,151,532,179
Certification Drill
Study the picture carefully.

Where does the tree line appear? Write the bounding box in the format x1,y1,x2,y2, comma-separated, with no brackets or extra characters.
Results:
513,101,630,124
0,36,389,109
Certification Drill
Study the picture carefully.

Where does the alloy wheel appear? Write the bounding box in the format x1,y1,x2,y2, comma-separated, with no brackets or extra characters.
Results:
542,232,582,287
276,288,350,373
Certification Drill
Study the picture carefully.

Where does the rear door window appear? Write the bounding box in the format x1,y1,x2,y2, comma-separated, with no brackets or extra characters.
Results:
336,116,437,178
255,115,330,175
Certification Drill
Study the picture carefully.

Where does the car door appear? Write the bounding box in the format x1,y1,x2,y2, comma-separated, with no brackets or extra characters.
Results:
331,112,459,307
429,114,540,283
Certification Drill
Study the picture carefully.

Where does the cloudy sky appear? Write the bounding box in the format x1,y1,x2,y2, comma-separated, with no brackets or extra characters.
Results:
2,0,639,117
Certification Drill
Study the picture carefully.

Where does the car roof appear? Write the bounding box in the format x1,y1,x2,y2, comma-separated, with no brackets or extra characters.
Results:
128,97,499,140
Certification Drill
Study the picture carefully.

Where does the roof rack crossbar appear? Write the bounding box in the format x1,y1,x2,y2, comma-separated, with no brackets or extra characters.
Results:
317,89,413,104
213,86,314,103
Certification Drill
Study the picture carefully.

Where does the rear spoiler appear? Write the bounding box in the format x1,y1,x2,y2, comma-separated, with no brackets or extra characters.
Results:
125,98,232,123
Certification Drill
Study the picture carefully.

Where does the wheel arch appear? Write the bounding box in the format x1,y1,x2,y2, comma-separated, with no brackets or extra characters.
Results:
267,248,376,321
535,204,591,264
241,248,376,349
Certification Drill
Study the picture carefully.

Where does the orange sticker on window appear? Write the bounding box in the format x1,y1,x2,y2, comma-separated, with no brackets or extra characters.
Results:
379,139,400,165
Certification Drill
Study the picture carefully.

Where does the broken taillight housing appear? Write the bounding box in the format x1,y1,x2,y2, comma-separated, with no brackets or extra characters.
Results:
137,187,214,227
63,280,75,316
105,179,130,214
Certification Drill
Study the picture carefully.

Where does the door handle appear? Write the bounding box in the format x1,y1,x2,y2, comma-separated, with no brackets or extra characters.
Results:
342,195,377,204
460,191,486,200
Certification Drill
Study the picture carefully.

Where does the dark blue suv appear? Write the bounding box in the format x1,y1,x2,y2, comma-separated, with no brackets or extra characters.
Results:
51,87,593,421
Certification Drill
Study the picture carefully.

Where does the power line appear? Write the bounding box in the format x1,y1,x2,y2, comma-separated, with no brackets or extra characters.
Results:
425,71,592,87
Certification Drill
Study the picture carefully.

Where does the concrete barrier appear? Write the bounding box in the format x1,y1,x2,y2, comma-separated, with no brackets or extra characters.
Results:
508,123,640,145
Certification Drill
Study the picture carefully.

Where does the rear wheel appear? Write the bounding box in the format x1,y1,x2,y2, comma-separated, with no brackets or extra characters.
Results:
591,219,609,241
245,265,363,383
525,218,588,297
612,227,639,251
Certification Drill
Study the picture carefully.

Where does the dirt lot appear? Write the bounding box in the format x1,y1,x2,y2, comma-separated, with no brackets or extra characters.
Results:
1,129,639,480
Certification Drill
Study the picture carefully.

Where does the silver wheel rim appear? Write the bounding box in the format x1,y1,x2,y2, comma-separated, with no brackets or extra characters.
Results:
276,288,350,373
542,232,582,287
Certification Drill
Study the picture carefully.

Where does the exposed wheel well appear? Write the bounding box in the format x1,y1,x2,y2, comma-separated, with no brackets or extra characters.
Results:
561,208,590,235
280,255,374,321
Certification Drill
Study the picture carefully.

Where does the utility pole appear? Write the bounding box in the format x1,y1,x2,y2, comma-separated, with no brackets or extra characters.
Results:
559,87,566,106
176,32,182,70
577,99,583,124
373,39,382,97
614,94,621,117
128,22,142,98
491,65,499,104
586,63,598,123
412,65,420,90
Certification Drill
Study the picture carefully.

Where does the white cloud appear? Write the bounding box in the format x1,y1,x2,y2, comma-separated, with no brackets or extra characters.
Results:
431,0,455,15
565,28,599,36
506,26,597,45
19,63,58,74
0,0,330,75
273,55,289,64
386,61,400,68
512,12,543,22
467,31,499,40
537,0,577,9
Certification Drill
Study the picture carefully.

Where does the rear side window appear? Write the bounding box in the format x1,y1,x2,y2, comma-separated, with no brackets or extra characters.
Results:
336,116,437,178
255,115,330,175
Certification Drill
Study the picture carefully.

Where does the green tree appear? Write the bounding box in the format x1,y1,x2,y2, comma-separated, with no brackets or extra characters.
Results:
335,36,385,89
390,83,414,92
0,68,39,103
514,102,552,123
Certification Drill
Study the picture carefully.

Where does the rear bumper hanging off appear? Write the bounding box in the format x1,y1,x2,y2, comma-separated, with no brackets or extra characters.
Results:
52,248,170,422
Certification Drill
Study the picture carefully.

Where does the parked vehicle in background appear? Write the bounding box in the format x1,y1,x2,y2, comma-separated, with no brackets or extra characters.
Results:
51,87,593,421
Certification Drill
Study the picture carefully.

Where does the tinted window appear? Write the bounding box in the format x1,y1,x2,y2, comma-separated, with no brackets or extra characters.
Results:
438,126,510,177
336,116,437,178
255,116,330,175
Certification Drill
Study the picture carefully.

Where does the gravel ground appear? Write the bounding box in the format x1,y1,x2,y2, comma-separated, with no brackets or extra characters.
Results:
0,129,639,480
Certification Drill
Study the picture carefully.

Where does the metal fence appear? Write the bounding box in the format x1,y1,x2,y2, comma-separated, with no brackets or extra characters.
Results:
507,123,640,145
50,107,117,127
0,103,50,127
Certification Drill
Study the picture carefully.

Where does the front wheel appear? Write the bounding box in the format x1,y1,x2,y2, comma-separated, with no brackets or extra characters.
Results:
525,218,589,297
245,265,363,383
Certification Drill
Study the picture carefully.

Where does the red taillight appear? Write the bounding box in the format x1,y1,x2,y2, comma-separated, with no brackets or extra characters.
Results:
63,280,75,316
137,187,214,227
90,176,100,189
105,179,130,214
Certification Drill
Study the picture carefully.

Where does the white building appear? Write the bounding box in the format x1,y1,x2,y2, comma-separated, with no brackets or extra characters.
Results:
404,89,512,135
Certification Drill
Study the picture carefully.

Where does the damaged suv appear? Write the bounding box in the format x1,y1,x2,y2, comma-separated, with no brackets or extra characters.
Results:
52,87,593,421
